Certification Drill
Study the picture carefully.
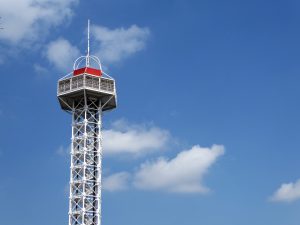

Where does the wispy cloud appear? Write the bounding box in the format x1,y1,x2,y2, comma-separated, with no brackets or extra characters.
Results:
43,24,150,72
56,145,70,157
103,119,171,156
0,0,78,45
57,120,171,157
91,24,150,65
103,172,131,192
56,119,225,194
45,38,80,72
133,145,225,193
34,64,51,78
270,179,300,203
104,145,225,194
0,1,149,72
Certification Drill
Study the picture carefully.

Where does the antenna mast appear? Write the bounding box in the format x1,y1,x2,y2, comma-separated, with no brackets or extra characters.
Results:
87,19,90,66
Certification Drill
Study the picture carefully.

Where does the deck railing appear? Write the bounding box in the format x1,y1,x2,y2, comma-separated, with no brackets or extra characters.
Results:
58,74,115,95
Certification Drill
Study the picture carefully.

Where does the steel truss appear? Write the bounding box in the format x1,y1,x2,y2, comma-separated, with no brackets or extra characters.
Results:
68,95,103,225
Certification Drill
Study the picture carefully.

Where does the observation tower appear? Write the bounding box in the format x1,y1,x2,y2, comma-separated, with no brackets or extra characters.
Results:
57,20,117,225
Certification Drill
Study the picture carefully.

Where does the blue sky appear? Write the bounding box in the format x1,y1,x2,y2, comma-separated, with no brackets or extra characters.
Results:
0,0,300,224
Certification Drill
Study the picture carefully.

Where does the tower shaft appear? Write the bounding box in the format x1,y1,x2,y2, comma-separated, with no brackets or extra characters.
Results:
69,96,103,225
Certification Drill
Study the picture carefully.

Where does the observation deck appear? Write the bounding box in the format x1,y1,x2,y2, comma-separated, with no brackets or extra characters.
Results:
57,56,117,112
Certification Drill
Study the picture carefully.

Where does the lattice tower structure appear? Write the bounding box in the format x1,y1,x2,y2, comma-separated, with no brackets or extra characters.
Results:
57,21,117,225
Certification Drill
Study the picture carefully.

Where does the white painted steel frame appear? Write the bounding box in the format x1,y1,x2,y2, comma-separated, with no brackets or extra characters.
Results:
68,95,103,225
57,75,116,96
58,20,117,225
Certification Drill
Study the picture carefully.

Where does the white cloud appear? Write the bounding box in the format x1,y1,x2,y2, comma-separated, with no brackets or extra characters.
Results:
56,119,225,194
103,172,131,192
46,38,80,71
91,24,150,64
270,179,300,203
133,145,225,193
44,24,150,72
0,0,78,45
56,120,170,157
103,120,171,156
56,145,70,157
34,64,50,78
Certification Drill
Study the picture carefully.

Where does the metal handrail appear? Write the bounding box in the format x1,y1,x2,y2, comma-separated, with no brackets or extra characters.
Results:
57,74,115,96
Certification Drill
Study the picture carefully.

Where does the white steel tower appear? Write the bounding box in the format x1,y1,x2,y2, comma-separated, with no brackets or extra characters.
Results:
57,20,117,225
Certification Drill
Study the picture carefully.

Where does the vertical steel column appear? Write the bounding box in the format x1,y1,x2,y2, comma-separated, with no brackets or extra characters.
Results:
69,97,102,225
97,101,102,225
